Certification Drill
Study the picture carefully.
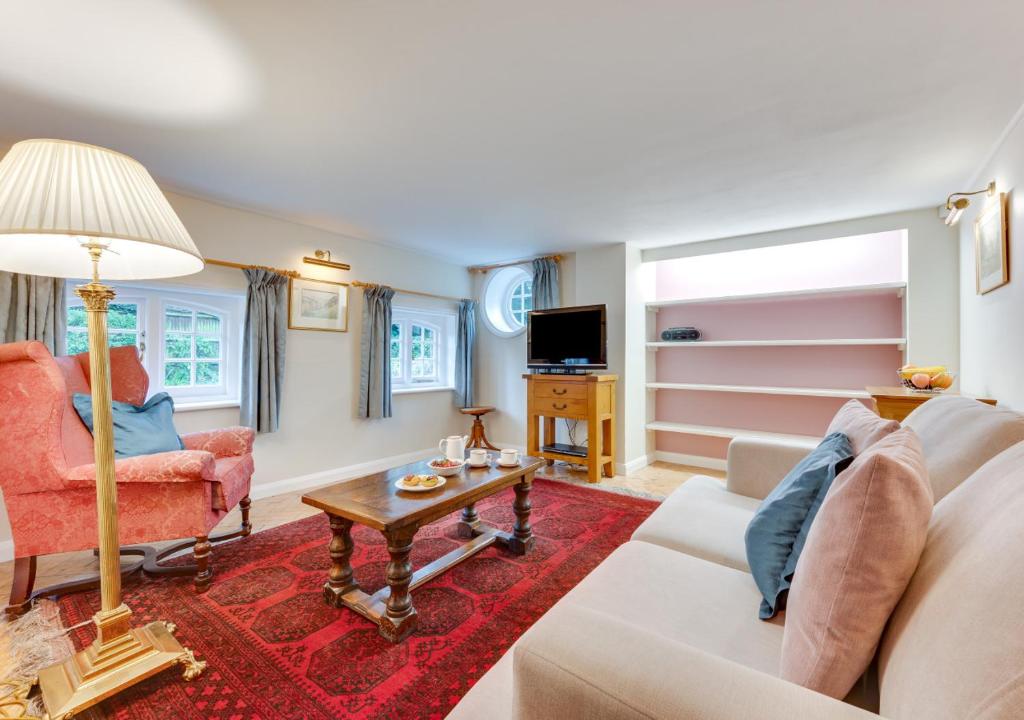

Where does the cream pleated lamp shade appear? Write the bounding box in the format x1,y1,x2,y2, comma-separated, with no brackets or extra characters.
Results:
0,139,204,279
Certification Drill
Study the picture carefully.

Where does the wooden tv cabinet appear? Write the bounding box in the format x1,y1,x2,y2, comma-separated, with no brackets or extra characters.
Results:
524,373,617,483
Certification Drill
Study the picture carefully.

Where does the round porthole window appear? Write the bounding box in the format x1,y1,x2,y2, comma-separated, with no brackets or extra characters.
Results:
481,266,534,337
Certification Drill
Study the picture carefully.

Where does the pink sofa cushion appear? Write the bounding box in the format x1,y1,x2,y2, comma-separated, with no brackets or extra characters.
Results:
780,428,932,699
826,399,900,455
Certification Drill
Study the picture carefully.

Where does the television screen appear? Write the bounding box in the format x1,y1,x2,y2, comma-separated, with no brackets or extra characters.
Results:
527,304,607,369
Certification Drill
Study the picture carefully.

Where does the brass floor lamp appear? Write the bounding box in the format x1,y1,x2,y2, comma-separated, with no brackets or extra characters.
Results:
0,139,208,718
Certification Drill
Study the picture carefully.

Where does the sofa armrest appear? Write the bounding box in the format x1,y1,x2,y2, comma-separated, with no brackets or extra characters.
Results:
65,450,216,488
725,436,819,500
180,426,255,458
513,605,879,720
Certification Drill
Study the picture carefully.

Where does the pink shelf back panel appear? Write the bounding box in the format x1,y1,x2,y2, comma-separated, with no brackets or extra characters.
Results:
654,345,903,388
656,433,732,460
655,293,904,341
654,230,905,302
655,392,859,438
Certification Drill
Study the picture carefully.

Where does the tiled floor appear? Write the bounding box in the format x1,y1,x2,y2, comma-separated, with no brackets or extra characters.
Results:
0,460,723,609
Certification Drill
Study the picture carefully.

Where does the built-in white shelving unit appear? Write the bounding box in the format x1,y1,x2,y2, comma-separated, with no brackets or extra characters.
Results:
647,338,906,349
645,421,820,445
645,281,906,310
645,271,907,470
646,382,871,399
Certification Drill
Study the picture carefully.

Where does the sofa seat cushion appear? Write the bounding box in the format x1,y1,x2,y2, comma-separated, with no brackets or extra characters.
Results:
631,475,759,572
559,540,784,674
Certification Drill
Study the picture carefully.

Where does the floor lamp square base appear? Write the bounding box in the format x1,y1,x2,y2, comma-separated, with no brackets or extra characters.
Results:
38,620,205,720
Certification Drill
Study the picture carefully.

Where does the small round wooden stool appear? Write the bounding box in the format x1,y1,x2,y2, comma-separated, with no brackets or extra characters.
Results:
460,406,500,450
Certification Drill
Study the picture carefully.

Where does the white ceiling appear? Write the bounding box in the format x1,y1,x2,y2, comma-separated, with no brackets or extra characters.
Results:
1,1,1023,264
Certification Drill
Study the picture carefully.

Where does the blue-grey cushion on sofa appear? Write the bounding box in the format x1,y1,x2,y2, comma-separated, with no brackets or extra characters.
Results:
745,431,854,619
73,392,184,459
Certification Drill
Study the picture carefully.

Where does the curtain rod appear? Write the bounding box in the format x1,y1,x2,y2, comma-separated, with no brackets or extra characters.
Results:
205,257,463,302
468,253,562,274
350,280,464,303
205,257,303,278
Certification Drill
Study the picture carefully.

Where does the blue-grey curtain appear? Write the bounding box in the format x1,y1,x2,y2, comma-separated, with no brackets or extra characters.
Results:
532,257,559,310
359,285,395,419
241,268,288,433
0,271,66,355
454,299,476,408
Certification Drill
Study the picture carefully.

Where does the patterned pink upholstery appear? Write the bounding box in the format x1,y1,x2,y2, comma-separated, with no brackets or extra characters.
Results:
0,340,255,560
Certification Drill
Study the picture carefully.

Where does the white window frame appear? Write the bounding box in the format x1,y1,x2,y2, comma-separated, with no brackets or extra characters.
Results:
507,277,533,328
481,265,533,338
65,283,244,410
390,306,457,394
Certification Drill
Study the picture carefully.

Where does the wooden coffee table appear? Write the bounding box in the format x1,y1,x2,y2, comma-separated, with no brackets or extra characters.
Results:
302,456,544,642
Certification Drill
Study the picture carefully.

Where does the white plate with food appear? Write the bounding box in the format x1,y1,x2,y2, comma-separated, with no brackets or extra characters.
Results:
396,474,446,492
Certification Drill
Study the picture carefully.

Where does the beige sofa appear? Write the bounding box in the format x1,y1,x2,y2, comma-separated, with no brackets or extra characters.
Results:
447,396,1024,719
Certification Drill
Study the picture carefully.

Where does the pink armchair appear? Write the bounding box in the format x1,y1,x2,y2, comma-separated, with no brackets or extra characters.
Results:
0,340,255,616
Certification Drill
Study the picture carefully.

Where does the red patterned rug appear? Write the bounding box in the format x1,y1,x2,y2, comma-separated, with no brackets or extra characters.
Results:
58,478,657,719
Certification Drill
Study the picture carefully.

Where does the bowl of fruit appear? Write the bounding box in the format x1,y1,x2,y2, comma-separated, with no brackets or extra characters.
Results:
427,457,466,476
898,365,956,393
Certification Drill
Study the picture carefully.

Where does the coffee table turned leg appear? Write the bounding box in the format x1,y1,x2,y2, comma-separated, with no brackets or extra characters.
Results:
324,515,359,606
379,527,418,643
508,476,536,555
457,503,481,539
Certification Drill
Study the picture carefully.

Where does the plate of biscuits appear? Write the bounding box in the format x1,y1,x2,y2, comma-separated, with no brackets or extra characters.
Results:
395,473,446,492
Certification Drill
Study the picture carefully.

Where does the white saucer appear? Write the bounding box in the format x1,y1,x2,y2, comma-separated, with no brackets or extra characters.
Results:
497,461,521,468
467,461,490,469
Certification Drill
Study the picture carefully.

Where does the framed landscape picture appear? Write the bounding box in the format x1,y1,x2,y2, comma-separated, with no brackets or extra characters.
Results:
975,192,1010,295
289,277,349,332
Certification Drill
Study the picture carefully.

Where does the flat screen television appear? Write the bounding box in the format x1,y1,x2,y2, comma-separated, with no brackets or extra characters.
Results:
527,304,607,370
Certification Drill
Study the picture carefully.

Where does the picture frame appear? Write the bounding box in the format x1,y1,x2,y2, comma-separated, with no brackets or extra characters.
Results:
975,192,1010,295
288,277,349,332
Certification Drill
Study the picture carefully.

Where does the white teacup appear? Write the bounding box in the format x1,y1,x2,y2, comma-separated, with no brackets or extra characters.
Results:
500,448,520,466
469,448,489,466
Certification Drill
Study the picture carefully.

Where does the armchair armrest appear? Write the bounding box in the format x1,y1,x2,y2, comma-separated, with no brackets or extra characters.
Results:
180,426,255,458
66,450,216,489
513,605,880,720
725,436,819,500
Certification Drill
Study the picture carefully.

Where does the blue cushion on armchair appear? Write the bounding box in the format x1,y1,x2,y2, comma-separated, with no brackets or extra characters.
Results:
745,431,854,619
73,392,184,459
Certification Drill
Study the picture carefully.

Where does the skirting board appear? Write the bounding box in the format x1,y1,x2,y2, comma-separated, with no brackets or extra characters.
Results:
249,446,438,502
653,450,727,472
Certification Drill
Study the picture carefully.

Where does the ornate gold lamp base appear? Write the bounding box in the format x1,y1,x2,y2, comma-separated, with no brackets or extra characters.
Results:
38,604,205,720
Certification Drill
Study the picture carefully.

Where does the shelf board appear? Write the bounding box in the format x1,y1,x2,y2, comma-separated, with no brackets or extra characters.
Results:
647,338,906,349
645,421,820,444
646,281,906,310
646,382,870,399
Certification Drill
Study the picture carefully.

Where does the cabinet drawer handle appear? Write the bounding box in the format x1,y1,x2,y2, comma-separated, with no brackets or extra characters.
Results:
552,402,568,410
552,388,567,395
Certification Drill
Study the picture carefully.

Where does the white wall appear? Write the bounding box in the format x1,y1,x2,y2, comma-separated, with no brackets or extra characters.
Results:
959,113,1024,409
643,209,960,370
0,191,472,553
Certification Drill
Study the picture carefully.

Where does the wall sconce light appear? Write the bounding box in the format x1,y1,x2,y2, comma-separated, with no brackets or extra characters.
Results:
943,180,997,226
303,249,351,271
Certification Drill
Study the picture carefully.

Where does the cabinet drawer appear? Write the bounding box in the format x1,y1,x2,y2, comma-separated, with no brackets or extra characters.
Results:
534,382,588,400
536,396,587,417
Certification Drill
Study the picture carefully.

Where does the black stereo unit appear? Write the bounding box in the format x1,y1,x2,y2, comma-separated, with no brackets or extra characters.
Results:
661,326,702,341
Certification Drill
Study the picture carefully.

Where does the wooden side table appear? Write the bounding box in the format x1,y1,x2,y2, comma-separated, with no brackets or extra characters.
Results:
523,373,617,483
866,386,997,422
